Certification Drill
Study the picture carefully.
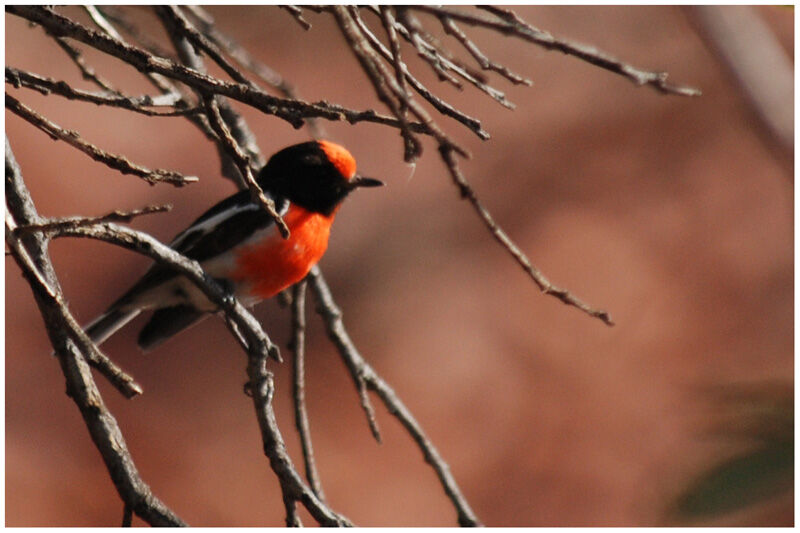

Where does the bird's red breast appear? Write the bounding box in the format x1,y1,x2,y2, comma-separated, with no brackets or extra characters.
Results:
230,204,334,299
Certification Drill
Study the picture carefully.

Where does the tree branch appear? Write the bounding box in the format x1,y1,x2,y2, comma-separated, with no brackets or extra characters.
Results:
5,139,184,525
6,67,195,117
308,267,482,527
6,6,434,135
436,5,702,96
5,93,197,186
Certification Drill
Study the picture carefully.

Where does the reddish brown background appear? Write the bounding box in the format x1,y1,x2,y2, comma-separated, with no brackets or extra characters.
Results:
6,6,793,526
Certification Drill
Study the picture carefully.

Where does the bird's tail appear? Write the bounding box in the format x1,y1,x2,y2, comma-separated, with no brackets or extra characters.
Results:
84,307,141,346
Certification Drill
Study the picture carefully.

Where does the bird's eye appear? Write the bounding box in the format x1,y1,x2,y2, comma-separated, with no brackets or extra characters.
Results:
301,154,323,167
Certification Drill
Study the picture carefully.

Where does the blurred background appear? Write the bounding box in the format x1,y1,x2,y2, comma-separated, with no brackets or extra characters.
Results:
5,5,793,526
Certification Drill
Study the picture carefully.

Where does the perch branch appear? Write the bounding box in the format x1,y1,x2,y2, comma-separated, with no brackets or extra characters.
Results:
39,220,355,525
5,139,184,525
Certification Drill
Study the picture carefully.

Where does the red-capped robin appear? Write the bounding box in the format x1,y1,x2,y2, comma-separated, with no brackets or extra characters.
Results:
85,140,383,350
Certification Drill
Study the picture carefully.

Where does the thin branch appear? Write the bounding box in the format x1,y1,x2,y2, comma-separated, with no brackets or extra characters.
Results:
352,9,489,139
5,94,197,186
6,67,195,117
283,497,302,527
391,8,515,108
6,6,434,135
438,144,614,325
333,7,469,159
203,95,290,238
184,6,326,140
38,219,357,525
394,8,464,89
335,7,614,324
6,217,143,399
13,204,171,236
334,6,422,162
83,5,183,98
95,6,176,59
437,14,532,86
155,7,258,189
399,8,495,87
159,6,254,87
53,37,117,92
308,267,481,527
159,6,267,173
5,139,184,526
280,6,312,31
247,363,351,526
378,7,410,113
289,281,326,501
425,5,701,96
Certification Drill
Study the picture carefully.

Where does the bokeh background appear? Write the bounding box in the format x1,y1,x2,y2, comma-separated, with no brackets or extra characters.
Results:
5,5,793,526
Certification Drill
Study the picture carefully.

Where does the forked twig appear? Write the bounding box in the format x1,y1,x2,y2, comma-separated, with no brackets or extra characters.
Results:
6,140,183,525
308,267,481,527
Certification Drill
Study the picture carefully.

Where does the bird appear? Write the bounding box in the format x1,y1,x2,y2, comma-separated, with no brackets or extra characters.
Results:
84,140,383,351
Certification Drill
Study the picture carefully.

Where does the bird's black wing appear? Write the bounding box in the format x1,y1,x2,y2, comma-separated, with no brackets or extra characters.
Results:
110,191,287,307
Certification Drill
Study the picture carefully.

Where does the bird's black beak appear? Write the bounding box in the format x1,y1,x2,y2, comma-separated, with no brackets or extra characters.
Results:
349,175,384,189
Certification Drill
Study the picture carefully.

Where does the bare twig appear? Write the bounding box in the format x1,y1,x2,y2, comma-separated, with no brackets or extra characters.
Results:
333,7,469,159
6,139,184,525
391,8,515,108
6,219,143,399
425,5,701,96
394,8,464,89
184,6,325,139
5,94,197,186
13,204,171,236
308,267,481,527
352,9,489,139
437,14,532,86
84,5,183,98
378,7,409,111
160,6,254,87
53,37,117,92
335,6,422,162
95,6,176,59
203,95,290,238
155,6,262,188
6,67,193,116
338,8,614,325
280,5,312,31
289,281,326,501
6,6,433,135
438,145,614,325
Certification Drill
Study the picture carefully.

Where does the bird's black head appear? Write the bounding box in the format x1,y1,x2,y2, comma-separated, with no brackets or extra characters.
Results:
257,141,383,216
